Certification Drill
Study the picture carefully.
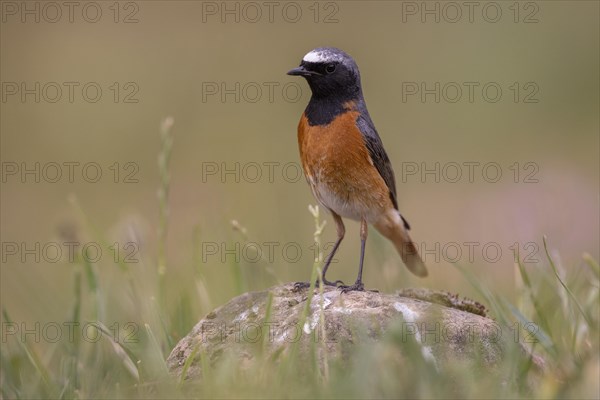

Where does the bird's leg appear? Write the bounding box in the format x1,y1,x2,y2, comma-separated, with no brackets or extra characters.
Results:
294,211,345,291
341,217,367,292
320,212,345,287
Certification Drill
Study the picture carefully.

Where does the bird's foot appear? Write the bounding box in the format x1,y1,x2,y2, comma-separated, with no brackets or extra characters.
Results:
293,279,344,292
339,281,365,293
293,281,311,291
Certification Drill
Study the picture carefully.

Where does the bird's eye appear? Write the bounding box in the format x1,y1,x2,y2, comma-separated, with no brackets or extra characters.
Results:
325,64,336,74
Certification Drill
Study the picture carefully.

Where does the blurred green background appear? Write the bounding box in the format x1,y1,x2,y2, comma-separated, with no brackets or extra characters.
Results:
0,1,599,396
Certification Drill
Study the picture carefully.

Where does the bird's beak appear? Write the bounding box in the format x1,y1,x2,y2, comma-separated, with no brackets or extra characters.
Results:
287,66,320,77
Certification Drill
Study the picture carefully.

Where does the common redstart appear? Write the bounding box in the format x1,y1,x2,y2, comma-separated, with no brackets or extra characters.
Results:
288,47,428,292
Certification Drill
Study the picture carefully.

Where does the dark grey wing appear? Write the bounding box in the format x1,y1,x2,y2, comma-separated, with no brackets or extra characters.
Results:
356,114,411,230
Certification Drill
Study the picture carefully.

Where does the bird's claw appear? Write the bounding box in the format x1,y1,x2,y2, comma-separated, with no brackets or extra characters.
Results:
293,282,311,291
293,279,344,292
339,282,365,293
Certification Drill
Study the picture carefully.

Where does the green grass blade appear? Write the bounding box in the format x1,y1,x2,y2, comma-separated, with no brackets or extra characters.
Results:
505,301,556,357
583,253,599,280
92,321,140,380
157,117,175,294
515,254,552,335
2,309,53,390
0,348,20,399
177,343,200,387
280,205,325,379
515,248,533,289
66,270,82,395
262,291,274,354
543,236,591,325
144,323,170,376
153,296,174,350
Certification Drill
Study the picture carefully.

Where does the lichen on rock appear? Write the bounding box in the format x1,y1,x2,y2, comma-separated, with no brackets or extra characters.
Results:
397,288,488,317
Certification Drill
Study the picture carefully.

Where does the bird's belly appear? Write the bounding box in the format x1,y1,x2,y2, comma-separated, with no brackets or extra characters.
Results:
314,181,373,222
309,162,389,223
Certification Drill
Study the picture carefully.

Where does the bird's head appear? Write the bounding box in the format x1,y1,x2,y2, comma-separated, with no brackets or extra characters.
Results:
287,47,362,100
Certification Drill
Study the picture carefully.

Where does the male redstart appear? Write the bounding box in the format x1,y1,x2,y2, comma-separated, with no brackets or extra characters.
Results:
288,47,427,292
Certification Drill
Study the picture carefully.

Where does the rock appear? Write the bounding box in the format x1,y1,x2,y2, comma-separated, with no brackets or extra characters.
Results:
167,283,531,380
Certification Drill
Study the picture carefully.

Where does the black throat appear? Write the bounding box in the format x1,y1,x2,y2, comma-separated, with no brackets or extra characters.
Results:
304,93,361,126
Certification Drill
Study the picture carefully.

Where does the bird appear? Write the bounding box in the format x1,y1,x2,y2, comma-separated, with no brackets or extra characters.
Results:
287,47,428,292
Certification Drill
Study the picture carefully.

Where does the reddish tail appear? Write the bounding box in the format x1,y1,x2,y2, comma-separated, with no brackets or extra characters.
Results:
392,228,428,277
375,213,428,277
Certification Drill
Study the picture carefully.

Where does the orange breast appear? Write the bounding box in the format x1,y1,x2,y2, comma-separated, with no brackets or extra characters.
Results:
297,110,393,222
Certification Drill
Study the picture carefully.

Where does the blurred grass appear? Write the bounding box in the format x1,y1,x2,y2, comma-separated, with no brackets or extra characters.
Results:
1,120,598,399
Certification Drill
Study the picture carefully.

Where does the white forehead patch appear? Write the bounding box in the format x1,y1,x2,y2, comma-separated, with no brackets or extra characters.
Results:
303,50,328,63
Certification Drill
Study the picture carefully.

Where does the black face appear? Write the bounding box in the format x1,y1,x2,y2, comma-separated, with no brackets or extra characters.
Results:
287,49,362,100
